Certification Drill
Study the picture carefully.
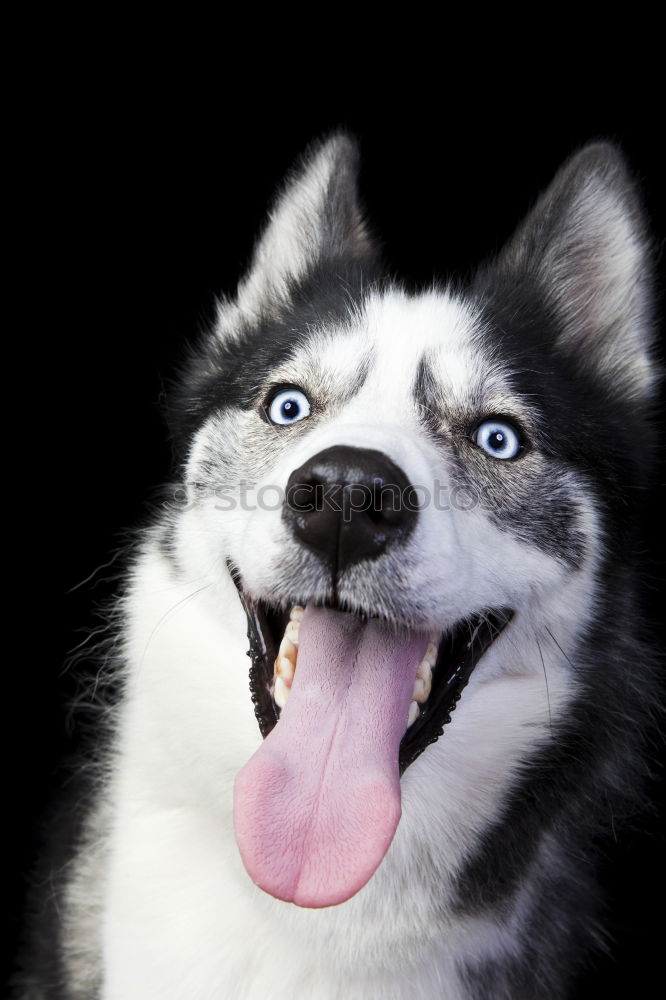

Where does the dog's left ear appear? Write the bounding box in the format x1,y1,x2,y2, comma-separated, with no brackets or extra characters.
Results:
485,142,657,402
216,132,378,337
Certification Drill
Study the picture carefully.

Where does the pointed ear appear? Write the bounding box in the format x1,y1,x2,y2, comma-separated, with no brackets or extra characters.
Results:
492,142,657,401
216,132,378,337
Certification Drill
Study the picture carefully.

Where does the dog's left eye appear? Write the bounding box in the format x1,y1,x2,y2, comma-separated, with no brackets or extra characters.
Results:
267,388,311,426
472,419,522,460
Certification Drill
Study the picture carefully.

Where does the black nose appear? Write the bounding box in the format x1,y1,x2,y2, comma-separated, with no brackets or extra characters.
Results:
283,446,419,573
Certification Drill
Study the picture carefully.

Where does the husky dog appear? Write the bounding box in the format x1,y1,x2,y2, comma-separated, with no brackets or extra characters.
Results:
17,134,658,999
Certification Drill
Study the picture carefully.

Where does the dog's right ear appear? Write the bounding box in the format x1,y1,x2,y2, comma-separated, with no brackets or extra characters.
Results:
215,133,378,339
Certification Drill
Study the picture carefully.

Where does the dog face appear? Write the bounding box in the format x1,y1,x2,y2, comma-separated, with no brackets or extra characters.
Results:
182,289,577,628
164,134,655,909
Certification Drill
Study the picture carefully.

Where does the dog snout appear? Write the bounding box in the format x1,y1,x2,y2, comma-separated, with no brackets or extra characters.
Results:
282,445,419,573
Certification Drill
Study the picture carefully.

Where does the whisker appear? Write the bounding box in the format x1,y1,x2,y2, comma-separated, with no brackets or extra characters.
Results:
135,582,214,680
536,634,553,732
544,625,575,669
66,547,128,593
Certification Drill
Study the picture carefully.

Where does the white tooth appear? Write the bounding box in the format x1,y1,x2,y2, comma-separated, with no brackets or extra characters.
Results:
417,658,433,682
274,676,290,708
290,605,305,622
285,620,300,645
278,635,297,665
412,675,431,703
275,655,295,685
406,700,419,728
415,643,437,680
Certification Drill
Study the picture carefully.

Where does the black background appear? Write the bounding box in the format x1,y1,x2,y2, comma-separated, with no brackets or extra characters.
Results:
9,71,665,997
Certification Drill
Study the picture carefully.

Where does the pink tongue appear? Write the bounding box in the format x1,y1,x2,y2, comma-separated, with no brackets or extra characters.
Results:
233,605,428,908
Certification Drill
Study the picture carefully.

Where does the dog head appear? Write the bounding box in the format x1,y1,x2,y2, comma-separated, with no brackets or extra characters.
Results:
165,134,656,908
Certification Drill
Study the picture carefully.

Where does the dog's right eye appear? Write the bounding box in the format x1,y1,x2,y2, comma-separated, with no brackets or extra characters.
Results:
266,388,312,426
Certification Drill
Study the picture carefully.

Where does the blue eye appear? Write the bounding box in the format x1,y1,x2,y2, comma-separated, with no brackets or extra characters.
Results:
267,388,311,426
473,419,522,460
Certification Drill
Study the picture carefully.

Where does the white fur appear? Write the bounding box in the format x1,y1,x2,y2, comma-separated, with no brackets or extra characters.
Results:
91,534,591,1000
59,284,604,999
215,134,372,339
80,557,570,999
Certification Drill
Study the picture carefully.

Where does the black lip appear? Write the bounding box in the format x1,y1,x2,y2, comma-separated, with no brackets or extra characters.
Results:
396,609,512,774
232,578,281,739
228,562,513,773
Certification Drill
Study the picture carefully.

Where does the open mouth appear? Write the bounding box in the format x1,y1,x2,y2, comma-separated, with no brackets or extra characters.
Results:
231,568,512,773
230,563,512,908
